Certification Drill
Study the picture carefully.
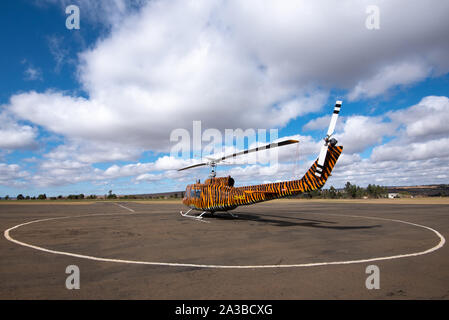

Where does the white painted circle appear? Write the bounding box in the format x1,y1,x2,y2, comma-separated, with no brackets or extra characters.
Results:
3,212,445,269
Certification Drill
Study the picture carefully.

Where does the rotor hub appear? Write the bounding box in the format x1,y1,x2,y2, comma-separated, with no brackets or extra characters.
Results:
324,136,337,146
209,161,217,178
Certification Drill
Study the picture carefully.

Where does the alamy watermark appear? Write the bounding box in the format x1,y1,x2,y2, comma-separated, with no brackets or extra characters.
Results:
365,265,380,289
170,121,282,169
66,5,80,30
65,265,80,289
365,5,380,30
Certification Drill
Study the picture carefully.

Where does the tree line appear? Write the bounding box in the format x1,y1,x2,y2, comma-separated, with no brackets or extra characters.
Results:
295,182,388,199
1,194,98,200
1,183,389,200
1,191,116,200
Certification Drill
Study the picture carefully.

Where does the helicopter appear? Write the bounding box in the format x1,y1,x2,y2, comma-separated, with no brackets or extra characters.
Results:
178,101,343,220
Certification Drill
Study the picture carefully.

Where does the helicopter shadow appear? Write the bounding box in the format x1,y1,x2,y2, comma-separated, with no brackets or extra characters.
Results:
208,212,381,230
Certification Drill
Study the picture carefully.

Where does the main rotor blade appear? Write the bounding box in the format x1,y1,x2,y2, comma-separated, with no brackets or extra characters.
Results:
177,162,207,171
216,139,299,162
177,139,299,171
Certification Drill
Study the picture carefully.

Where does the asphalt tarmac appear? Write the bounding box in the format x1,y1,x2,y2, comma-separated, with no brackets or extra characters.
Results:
1,200,448,299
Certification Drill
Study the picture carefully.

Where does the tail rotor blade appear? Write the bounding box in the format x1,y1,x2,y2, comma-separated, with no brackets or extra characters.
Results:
327,101,342,137
315,144,328,177
316,100,342,177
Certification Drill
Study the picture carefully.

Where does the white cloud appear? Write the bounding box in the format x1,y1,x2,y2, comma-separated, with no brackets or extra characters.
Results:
303,115,332,132
388,96,449,140
334,116,396,154
371,137,449,162
135,173,162,182
154,156,191,171
0,113,38,150
43,0,147,28
24,66,43,81
303,115,346,132
47,35,70,72
224,95,449,187
4,1,449,191
370,96,449,162
40,159,89,170
0,163,30,188
19,152,192,187
45,140,143,163
7,95,449,189
8,0,449,154
21,59,43,81
348,61,431,101
327,156,449,187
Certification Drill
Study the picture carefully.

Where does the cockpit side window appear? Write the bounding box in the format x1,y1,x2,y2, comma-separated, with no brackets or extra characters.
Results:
190,189,201,198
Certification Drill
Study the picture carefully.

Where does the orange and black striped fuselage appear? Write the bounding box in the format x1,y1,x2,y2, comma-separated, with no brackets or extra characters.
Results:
183,145,343,212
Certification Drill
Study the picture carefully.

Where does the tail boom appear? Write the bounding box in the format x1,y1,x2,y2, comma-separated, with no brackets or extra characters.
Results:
234,145,343,205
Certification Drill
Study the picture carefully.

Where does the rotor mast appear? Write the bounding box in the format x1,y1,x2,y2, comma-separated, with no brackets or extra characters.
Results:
209,161,217,178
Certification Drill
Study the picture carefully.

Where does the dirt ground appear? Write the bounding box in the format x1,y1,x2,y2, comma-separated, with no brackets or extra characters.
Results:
1,200,448,299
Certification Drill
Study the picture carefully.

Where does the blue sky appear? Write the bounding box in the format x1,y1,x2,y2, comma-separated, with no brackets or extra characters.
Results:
1,0,449,197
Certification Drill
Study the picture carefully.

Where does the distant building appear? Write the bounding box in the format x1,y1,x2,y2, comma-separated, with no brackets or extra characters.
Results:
388,193,399,199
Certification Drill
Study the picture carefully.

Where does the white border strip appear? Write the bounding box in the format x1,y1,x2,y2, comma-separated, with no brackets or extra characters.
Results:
3,213,445,269
114,203,135,213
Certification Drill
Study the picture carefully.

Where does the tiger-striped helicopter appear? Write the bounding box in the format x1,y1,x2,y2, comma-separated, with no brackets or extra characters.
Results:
178,101,343,220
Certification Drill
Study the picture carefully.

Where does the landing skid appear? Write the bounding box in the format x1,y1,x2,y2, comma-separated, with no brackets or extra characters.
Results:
179,209,238,222
180,209,210,223
226,211,238,218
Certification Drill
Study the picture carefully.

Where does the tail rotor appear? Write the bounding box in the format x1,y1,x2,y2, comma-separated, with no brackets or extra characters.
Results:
315,100,342,177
